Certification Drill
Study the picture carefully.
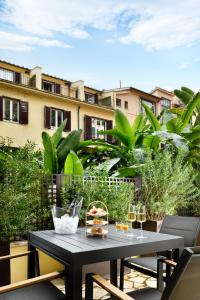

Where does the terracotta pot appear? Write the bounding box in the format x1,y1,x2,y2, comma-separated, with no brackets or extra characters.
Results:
0,241,10,286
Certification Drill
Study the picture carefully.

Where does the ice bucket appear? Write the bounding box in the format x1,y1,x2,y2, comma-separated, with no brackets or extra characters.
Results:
51,198,83,234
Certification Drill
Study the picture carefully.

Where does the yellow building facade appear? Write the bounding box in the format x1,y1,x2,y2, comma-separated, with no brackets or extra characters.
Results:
0,60,176,148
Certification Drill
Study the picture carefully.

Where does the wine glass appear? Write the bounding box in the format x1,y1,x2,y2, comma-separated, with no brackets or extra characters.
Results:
136,205,147,239
127,204,137,237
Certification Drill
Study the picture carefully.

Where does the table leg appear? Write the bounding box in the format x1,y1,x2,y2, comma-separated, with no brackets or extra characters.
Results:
65,263,82,300
110,260,118,287
28,244,37,279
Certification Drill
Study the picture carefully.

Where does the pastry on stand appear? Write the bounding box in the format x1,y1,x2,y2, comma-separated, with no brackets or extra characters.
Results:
86,201,108,237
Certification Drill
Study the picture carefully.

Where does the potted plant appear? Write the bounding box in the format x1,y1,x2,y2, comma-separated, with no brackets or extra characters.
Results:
138,151,199,232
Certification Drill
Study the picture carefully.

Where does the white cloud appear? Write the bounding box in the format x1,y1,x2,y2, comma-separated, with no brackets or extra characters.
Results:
119,1,200,50
177,57,200,70
1,0,200,51
0,30,71,51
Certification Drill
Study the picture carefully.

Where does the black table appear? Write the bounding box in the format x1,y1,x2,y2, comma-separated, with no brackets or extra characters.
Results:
28,226,184,300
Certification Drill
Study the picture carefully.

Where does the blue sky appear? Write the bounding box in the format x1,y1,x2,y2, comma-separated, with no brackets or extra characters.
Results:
0,0,200,92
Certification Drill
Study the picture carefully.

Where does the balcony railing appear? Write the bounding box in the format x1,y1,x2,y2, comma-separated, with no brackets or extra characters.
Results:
0,68,14,82
0,68,29,86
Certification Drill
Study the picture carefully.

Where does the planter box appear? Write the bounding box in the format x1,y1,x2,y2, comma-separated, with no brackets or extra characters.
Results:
143,220,163,232
10,241,63,283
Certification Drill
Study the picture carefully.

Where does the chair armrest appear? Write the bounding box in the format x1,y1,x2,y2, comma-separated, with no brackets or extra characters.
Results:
87,273,134,300
162,259,177,267
0,251,31,262
0,271,62,294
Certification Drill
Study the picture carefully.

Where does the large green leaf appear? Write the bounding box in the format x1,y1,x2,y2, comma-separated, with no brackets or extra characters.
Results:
63,150,83,176
132,114,146,134
52,118,67,148
166,118,182,133
142,103,161,131
174,89,192,105
115,109,132,135
143,135,160,150
57,130,82,171
42,132,58,173
181,87,194,96
115,165,143,177
98,129,131,148
179,92,200,131
96,158,120,173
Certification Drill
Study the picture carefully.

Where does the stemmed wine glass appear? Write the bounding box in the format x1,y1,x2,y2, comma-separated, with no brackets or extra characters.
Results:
136,205,147,239
127,204,137,237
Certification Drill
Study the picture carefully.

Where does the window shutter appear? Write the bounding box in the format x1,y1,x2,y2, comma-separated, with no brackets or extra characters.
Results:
55,84,61,94
106,120,113,143
63,111,71,132
14,72,21,84
44,106,51,129
95,93,99,104
0,97,3,121
84,115,92,140
19,101,28,124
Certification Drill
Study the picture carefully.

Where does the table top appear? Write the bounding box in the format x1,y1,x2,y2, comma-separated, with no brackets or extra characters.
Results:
29,226,184,265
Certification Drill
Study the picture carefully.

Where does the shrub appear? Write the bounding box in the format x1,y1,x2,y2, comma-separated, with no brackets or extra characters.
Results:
139,150,199,219
60,175,134,223
0,141,44,241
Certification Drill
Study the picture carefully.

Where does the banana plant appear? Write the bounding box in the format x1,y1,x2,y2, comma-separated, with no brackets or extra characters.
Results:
42,119,83,174
174,87,200,127
64,150,83,176
98,109,146,150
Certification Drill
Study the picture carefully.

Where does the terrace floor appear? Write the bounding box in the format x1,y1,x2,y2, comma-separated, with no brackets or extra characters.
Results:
51,269,157,299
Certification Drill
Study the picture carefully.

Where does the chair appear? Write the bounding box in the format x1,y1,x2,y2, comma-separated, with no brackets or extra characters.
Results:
85,246,200,300
120,215,200,290
0,250,65,300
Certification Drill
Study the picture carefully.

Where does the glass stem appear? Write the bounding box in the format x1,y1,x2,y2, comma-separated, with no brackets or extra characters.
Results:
141,222,143,237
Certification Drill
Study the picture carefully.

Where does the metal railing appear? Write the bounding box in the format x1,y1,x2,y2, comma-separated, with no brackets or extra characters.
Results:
0,68,14,81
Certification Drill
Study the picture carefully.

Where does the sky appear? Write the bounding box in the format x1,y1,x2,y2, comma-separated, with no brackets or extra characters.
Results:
0,0,200,92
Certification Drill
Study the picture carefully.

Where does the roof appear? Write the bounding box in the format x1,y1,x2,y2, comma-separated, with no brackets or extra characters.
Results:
0,59,30,71
151,86,174,96
103,86,160,101
84,85,101,93
0,59,98,91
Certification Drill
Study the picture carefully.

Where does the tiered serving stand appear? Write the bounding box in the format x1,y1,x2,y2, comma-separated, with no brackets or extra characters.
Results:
86,201,108,237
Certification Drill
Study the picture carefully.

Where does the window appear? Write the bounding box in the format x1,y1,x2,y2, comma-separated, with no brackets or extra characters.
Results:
141,99,156,115
116,98,121,107
85,93,95,104
42,80,55,93
124,101,128,109
91,118,107,140
51,109,63,128
3,98,19,122
0,68,14,82
161,98,171,110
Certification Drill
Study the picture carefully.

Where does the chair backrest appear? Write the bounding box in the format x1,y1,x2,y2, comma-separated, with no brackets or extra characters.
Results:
161,246,200,300
160,216,200,247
